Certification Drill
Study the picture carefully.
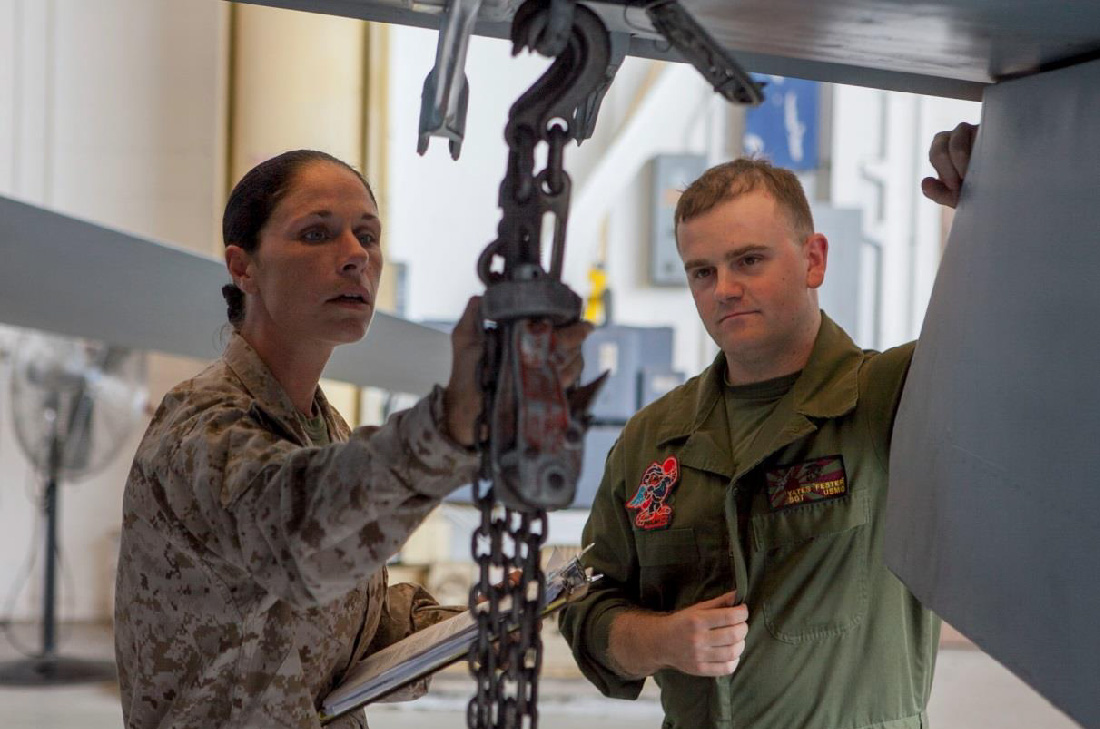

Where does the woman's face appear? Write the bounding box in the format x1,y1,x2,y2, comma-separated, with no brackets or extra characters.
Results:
242,161,383,347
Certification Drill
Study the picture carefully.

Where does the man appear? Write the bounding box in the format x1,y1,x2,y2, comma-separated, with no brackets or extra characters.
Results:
560,124,977,728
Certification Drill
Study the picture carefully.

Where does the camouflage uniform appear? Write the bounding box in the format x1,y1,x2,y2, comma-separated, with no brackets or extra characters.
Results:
561,314,941,729
114,333,477,729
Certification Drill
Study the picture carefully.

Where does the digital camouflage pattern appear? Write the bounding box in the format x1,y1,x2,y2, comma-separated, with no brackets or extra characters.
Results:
115,333,477,729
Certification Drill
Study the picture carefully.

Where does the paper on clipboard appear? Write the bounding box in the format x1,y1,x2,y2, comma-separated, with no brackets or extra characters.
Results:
321,547,598,723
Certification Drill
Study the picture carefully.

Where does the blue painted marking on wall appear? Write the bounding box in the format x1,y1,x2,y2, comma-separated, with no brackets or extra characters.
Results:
744,75,820,170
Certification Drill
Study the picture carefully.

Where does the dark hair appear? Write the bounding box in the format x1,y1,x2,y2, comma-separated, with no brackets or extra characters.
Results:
221,150,377,326
675,157,814,244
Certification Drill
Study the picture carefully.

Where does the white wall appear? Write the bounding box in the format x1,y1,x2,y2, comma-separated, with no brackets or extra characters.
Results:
831,85,980,348
384,27,982,383
0,0,227,622
0,4,981,622
386,28,724,378
385,27,557,323
383,42,987,558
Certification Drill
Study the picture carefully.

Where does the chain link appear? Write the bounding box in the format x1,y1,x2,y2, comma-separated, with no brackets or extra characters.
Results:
468,3,610,727
469,324,548,729
542,124,568,197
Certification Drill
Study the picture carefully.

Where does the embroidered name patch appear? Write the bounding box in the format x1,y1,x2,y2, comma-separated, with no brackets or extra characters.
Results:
765,455,847,510
627,456,680,530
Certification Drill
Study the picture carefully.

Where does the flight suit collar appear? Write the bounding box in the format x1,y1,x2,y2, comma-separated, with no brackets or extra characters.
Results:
222,331,345,446
655,313,864,479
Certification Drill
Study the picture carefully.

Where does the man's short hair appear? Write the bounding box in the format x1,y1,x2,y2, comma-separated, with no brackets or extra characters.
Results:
674,158,814,242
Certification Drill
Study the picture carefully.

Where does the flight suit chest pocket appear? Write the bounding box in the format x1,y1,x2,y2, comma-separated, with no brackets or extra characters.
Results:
750,492,870,643
636,528,700,612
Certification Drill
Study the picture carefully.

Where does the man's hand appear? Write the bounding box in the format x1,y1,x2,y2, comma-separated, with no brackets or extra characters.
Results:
444,299,594,447
607,591,749,679
921,121,979,209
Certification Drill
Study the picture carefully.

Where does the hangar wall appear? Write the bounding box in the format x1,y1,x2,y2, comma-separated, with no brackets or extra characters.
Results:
0,0,228,622
0,0,977,623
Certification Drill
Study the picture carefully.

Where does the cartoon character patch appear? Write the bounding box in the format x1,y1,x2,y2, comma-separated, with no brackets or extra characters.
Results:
765,455,847,510
627,456,680,530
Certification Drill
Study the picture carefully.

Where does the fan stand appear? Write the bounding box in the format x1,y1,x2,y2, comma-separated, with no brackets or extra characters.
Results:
0,402,117,685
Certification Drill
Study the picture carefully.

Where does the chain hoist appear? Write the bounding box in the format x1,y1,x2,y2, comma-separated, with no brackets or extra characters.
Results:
464,2,764,727
467,1,609,728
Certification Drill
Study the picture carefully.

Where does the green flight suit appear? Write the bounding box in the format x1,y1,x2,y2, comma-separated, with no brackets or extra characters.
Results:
560,314,940,729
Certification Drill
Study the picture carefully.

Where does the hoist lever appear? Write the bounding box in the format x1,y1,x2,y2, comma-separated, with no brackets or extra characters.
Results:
644,0,764,104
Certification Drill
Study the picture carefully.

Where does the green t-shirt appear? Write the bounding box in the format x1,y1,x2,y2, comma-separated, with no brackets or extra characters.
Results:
723,369,801,551
299,408,331,447
723,369,801,468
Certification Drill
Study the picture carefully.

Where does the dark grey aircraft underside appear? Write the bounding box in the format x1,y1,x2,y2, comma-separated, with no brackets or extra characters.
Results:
239,0,1100,100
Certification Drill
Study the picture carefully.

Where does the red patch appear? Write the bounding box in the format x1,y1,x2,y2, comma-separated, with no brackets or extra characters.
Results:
627,456,680,530
765,455,847,510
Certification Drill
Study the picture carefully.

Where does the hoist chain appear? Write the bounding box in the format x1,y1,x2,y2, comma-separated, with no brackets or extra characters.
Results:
468,1,610,728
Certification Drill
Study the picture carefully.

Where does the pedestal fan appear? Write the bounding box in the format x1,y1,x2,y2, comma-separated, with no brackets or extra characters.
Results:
0,332,145,685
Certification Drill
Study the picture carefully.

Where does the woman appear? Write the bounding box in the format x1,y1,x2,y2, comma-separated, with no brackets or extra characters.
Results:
113,150,587,729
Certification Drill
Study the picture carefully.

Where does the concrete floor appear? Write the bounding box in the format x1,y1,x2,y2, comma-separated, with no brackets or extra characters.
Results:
0,623,1082,729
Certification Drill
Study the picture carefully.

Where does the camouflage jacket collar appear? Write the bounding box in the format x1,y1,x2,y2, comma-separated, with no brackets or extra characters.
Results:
223,332,347,446
656,312,864,478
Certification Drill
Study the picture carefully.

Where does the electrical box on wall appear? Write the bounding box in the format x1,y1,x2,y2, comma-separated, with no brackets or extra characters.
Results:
581,325,681,422
649,153,708,286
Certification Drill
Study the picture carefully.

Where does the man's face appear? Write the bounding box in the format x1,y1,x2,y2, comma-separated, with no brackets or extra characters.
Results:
677,189,827,368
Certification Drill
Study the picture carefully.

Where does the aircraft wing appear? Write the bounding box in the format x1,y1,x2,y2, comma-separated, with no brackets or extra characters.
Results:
887,58,1100,729
234,0,1100,101
0,195,451,394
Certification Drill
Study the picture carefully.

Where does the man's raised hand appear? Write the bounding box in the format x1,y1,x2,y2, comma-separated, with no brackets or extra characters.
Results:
922,121,979,209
